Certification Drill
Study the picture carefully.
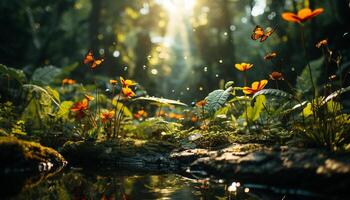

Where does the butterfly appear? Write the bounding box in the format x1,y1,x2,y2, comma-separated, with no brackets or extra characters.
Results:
83,50,104,69
251,25,277,42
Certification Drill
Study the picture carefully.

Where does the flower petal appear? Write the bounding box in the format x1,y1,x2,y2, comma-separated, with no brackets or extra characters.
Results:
282,13,301,23
242,87,254,94
297,8,312,19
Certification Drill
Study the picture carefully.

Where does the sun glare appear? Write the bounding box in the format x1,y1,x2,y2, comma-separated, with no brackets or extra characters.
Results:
157,0,197,14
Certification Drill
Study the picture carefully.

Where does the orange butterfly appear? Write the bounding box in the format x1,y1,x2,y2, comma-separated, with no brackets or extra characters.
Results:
83,50,104,69
251,25,277,42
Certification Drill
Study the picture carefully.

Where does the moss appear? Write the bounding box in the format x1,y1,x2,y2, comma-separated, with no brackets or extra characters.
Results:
60,138,178,166
0,136,66,172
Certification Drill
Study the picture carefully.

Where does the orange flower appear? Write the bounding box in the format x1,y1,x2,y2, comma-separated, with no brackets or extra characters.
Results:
134,109,148,119
110,79,118,85
235,63,253,72
70,98,89,119
100,110,115,123
269,72,284,80
243,80,268,95
264,52,277,60
84,94,95,101
196,100,207,107
120,77,136,88
62,78,76,85
191,116,198,122
122,87,135,98
316,39,328,48
282,8,324,23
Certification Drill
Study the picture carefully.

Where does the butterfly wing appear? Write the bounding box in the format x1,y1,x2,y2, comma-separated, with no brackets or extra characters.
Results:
91,58,104,69
83,50,94,65
259,27,276,42
251,26,264,40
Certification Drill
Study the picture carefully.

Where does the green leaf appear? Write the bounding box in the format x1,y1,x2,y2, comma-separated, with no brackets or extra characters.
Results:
46,86,60,104
132,96,187,107
204,87,233,114
322,86,350,105
252,89,294,102
244,95,266,122
57,101,74,120
0,64,26,84
302,103,313,117
23,84,60,107
31,65,62,85
296,57,324,96
112,101,132,118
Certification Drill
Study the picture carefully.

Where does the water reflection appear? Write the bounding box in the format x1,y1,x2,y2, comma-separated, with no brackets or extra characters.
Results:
4,170,330,200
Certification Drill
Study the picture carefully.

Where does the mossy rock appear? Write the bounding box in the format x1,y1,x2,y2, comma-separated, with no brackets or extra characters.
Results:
60,139,178,168
0,136,66,173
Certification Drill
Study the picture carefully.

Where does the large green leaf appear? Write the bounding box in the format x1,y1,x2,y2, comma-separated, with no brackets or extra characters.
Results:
244,95,266,122
0,64,26,84
322,86,350,105
204,87,233,114
252,89,294,102
296,57,324,96
23,84,60,107
57,101,74,120
132,96,188,107
31,65,62,85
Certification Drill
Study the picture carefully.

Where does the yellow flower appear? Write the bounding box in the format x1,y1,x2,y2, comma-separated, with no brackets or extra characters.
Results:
235,63,253,72
243,80,268,95
122,87,135,98
120,76,136,88
282,8,324,23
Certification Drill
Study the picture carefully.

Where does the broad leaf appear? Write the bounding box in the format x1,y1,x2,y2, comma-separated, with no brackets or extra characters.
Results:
31,65,62,85
243,95,266,122
132,96,187,107
252,89,294,102
23,84,60,107
322,86,350,105
57,101,74,120
204,87,233,114
0,64,26,84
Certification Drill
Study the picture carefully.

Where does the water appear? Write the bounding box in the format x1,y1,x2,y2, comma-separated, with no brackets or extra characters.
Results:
0,169,332,200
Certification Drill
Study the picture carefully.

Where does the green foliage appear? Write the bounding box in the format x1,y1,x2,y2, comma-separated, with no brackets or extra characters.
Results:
31,66,62,85
11,120,27,136
322,86,350,105
132,96,188,107
204,87,232,114
252,89,294,101
296,57,324,96
0,64,26,84
23,84,60,107
56,101,74,120
0,101,17,131
243,95,266,122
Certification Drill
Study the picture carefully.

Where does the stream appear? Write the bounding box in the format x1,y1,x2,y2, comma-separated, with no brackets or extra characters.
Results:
1,169,328,200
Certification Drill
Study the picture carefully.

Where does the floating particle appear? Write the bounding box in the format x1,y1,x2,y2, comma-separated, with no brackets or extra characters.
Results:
199,86,203,91
291,67,295,71
186,87,190,91
215,74,219,78
219,59,223,63
230,25,236,31
224,32,228,36
143,65,147,69
123,66,128,71
204,67,208,72
244,188,250,193
171,89,175,93
113,50,120,58
151,69,158,75
184,56,188,60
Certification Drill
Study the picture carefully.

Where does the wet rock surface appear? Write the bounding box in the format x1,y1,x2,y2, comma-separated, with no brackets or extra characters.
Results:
0,136,67,174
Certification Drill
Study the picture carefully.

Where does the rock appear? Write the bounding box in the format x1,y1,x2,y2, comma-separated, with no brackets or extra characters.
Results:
0,136,67,174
